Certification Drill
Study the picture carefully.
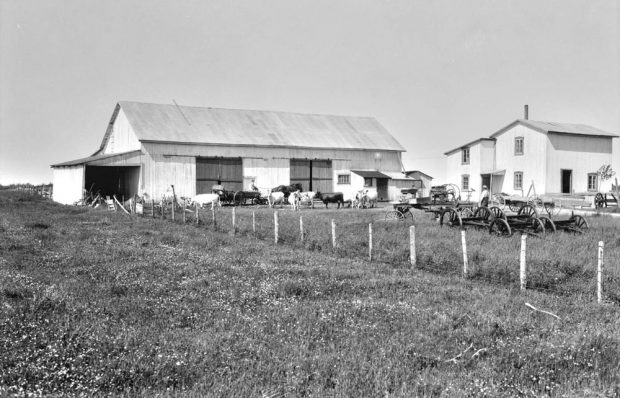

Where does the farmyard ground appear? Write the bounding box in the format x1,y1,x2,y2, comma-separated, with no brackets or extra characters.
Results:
1,192,619,397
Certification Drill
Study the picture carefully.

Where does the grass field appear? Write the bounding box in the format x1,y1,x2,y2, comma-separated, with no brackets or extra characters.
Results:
1,191,619,397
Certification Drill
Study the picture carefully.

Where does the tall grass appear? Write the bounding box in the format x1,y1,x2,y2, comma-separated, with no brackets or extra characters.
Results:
1,192,619,396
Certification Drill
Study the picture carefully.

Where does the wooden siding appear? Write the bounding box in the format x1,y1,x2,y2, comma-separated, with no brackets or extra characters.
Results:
546,133,614,193
87,151,142,167
103,109,141,154
143,154,195,199
52,165,84,204
445,142,483,201
495,124,548,195
141,143,402,172
242,158,289,189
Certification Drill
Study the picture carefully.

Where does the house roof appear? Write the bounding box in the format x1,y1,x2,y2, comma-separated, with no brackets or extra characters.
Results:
51,150,141,167
443,138,495,156
351,170,392,179
404,170,433,180
490,119,618,138
110,101,405,152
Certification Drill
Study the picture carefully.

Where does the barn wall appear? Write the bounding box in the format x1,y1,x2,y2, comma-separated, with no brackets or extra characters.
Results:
546,134,614,193
242,158,290,190
52,165,84,205
141,142,402,171
103,109,141,155
495,125,548,195
143,154,195,199
88,151,142,167
333,160,353,194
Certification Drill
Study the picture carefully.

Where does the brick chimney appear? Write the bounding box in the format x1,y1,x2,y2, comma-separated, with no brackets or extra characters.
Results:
524,104,529,120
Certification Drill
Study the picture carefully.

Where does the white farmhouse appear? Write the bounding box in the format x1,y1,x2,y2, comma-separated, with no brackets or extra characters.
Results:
445,109,618,202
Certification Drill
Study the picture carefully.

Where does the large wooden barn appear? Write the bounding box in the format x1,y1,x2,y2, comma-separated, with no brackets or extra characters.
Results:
444,108,618,202
51,101,413,204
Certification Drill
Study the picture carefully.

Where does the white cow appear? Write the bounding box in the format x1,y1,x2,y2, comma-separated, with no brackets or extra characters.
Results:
268,191,285,208
342,191,357,208
357,189,378,208
192,193,221,209
289,190,302,211
298,191,317,208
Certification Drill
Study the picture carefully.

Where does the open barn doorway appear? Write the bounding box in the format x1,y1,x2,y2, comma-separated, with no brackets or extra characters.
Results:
84,166,140,199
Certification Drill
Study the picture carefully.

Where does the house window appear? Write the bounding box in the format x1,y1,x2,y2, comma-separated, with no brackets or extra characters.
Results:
462,175,470,191
338,174,350,185
364,177,373,187
587,173,598,192
514,172,523,190
461,148,470,164
515,137,524,155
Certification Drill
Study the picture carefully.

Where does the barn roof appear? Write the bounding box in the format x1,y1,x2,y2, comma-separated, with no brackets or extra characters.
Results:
51,150,141,167
490,119,618,138
114,101,405,151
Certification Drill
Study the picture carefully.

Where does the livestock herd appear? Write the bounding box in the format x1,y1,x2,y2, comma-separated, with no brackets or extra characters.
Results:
157,184,379,211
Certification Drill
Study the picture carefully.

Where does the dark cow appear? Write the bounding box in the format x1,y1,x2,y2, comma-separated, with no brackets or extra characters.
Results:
315,192,344,209
272,183,303,201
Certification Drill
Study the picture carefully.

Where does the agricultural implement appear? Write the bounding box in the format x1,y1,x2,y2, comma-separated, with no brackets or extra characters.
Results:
489,205,547,237
538,212,589,234
385,187,476,222
594,192,619,209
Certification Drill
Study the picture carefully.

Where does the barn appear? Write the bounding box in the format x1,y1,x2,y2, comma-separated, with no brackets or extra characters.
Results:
51,101,414,204
444,107,618,202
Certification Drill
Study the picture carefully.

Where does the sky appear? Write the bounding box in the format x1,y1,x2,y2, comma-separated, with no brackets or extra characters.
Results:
1,0,618,185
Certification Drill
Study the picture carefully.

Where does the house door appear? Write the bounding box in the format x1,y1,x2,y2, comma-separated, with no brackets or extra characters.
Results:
481,174,491,192
561,169,572,194
376,178,388,201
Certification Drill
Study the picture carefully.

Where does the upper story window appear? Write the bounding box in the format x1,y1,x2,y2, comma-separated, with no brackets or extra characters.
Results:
514,171,523,190
515,137,524,155
364,177,373,187
461,148,470,164
337,174,350,185
587,173,598,192
462,174,470,191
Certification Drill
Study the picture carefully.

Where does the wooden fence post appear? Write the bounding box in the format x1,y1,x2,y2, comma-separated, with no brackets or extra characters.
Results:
152,200,155,219
182,202,186,223
410,225,416,267
331,219,336,248
232,207,236,235
598,241,604,303
461,230,468,277
520,234,527,290
300,216,304,242
171,199,175,221
211,207,216,227
368,223,373,262
274,211,279,244
161,201,164,220
252,211,256,233
195,204,199,224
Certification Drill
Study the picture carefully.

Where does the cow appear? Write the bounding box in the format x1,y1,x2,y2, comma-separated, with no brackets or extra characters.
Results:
268,191,285,208
272,183,303,200
357,189,378,208
289,190,302,211
315,192,345,209
192,193,221,209
298,191,317,208
342,191,358,208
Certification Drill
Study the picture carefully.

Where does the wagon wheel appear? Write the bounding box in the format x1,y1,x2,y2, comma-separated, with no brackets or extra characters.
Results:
489,218,512,236
570,215,589,234
517,204,538,219
530,217,546,236
385,210,403,221
538,215,556,233
445,208,462,228
473,206,491,221
489,206,505,220
490,194,505,208
458,207,474,218
402,209,414,222
544,201,560,216
508,202,522,212
529,197,545,213
594,193,605,208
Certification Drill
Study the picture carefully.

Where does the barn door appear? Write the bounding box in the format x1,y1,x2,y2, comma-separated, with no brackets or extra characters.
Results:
196,157,243,194
312,160,332,193
290,159,311,191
